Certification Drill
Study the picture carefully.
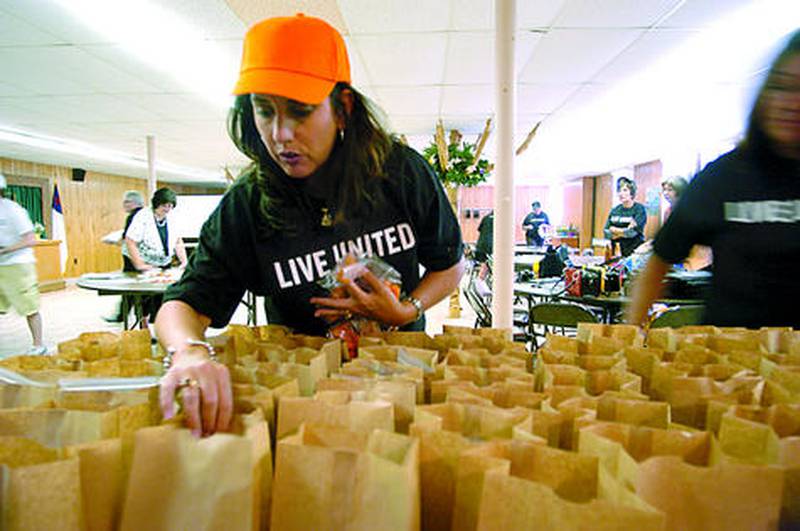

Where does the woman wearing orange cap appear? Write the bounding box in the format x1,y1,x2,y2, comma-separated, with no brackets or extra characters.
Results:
155,14,465,436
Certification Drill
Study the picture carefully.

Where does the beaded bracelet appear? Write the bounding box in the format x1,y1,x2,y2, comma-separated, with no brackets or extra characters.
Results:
163,339,218,370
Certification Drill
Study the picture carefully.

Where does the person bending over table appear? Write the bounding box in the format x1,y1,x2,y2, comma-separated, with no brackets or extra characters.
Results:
123,187,187,326
155,14,465,437
627,29,800,329
604,177,647,257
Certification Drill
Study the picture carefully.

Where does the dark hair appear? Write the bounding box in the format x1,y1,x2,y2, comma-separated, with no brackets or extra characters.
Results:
151,187,177,209
742,29,800,159
531,201,541,209
228,82,395,233
662,176,688,198
616,177,637,198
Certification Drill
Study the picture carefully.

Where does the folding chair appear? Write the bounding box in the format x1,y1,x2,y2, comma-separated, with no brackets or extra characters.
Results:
529,301,600,349
649,305,705,329
463,261,530,344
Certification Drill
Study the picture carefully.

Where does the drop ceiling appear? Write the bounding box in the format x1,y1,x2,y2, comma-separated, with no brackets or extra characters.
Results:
0,0,781,186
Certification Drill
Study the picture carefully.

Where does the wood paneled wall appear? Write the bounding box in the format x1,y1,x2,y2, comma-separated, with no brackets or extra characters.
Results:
458,185,549,243
593,173,613,242
633,159,663,240
1,156,221,278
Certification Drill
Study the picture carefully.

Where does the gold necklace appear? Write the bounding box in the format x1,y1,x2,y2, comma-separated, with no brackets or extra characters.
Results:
320,208,333,227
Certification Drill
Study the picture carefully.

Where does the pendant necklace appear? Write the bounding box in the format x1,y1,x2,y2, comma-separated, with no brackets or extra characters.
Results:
320,208,333,227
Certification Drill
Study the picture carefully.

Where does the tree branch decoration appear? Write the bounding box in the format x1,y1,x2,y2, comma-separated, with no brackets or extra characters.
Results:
423,118,493,187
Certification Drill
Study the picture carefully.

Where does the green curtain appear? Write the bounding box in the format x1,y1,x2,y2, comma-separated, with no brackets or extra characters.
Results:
7,185,44,227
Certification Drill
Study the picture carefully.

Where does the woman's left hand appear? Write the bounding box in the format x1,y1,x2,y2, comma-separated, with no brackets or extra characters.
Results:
310,271,413,327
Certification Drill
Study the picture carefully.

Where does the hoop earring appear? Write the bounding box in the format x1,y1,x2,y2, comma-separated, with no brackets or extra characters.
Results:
339,129,345,142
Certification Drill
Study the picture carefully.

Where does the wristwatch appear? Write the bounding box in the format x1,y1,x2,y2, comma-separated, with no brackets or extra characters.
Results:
163,339,218,370
402,295,424,322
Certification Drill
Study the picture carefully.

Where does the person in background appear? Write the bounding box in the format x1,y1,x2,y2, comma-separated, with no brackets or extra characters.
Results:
102,190,145,322
522,201,549,246
603,177,647,257
474,210,494,264
0,173,46,354
155,14,465,437
627,29,800,328
661,176,688,220
124,187,187,325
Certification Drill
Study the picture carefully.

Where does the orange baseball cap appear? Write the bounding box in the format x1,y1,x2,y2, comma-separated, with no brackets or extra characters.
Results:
233,14,351,104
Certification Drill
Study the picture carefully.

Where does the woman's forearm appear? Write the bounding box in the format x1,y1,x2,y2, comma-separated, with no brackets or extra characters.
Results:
625,255,670,326
124,238,149,271
175,238,188,266
154,300,212,362
412,257,466,312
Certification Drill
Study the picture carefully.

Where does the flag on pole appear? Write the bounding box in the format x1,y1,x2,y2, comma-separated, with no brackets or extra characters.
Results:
52,184,67,273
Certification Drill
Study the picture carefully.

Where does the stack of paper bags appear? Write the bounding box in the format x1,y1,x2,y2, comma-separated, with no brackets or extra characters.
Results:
276,391,394,439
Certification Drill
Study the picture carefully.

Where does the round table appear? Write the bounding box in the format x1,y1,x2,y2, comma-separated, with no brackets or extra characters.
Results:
77,272,171,330
78,272,260,329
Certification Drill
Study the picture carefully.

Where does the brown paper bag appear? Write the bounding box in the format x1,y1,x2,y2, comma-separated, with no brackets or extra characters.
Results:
271,424,419,531
0,436,83,531
636,456,783,531
596,394,670,429
409,424,474,531
475,469,664,531
120,411,271,531
0,382,57,408
316,377,416,433
276,393,394,439
414,402,532,441
64,438,124,531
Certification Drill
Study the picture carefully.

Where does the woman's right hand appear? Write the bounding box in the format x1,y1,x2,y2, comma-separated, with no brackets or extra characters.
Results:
159,351,233,437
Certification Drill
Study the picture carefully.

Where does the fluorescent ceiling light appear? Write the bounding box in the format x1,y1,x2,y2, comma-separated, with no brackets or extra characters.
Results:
0,125,222,181
52,0,238,109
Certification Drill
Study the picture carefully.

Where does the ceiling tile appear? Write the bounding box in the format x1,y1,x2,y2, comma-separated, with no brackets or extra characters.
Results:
660,0,756,29
0,48,89,95
354,33,447,85
552,0,681,28
372,86,441,116
449,0,494,31
518,28,642,83
339,0,451,34
388,115,441,136
0,7,63,45
0,0,105,44
518,83,581,113
592,28,696,82
517,0,569,28
444,31,543,85
440,85,493,116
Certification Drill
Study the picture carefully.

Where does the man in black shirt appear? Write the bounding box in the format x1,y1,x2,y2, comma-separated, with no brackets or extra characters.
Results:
522,201,549,246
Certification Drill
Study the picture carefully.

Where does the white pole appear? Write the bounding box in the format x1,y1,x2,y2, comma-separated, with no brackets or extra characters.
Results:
492,0,516,328
146,135,156,203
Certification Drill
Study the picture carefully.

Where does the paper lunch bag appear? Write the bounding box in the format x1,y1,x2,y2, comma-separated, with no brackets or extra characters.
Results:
275,393,394,439
271,423,420,531
120,410,271,531
0,436,83,531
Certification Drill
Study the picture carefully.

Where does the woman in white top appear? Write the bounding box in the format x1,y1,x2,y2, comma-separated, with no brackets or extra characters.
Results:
123,187,187,325
123,187,187,272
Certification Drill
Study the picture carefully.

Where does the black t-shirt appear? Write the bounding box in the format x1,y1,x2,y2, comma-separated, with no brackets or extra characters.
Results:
603,203,647,256
122,206,142,273
474,213,493,262
165,144,464,335
653,147,800,327
522,211,549,241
